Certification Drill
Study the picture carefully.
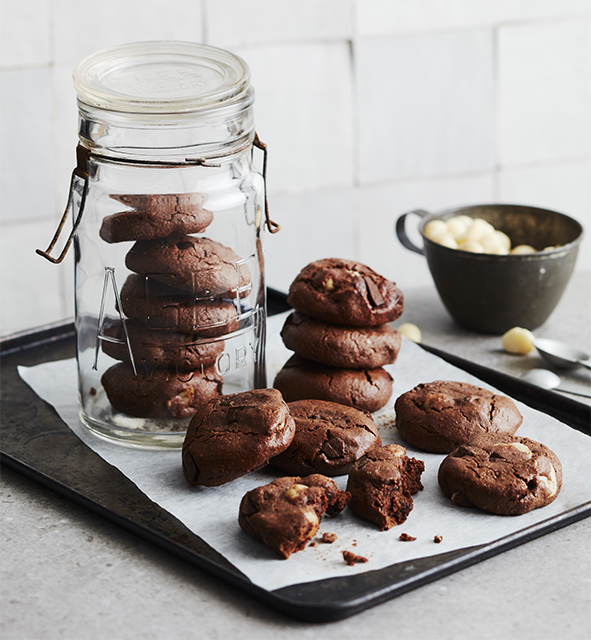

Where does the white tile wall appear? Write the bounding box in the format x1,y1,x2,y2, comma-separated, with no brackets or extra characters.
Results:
356,0,591,36
0,0,589,336
206,0,353,48
498,20,591,165
0,220,66,334
0,69,56,223
0,0,51,68
264,188,356,293
234,41,354,194
356,29,495,184
51,0,204,64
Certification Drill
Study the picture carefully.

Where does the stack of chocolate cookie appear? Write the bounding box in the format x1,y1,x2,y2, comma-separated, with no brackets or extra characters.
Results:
273,258,404,412
99,192,251,421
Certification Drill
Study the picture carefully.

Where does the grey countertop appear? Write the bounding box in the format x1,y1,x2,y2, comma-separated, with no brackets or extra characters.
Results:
397,270,591,404
1,272,590,640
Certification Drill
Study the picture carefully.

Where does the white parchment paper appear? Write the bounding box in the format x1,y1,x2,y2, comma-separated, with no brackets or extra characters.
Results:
18,313,591,591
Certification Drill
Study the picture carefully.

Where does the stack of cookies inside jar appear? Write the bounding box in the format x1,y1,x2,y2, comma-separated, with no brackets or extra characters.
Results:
98,192,252,424
273,258,404,412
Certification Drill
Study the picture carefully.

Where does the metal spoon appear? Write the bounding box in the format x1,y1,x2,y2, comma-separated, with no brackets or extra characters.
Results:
521,368,591,398
534,338,591,370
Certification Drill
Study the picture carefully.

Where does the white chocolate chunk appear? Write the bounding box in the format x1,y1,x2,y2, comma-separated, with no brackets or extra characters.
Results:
456,218,495,244
435,233,459,249
384,444,406,457
536,461,558,497
502,326,535,354
424,219,449,241
496,231,512,252
510,244,536,255
446,215,472,236
303,508,320,529
481,232,509,255
398,322,422,343
457,240,484,253
424,215,559,255
507,442,532,455
284,483,309,501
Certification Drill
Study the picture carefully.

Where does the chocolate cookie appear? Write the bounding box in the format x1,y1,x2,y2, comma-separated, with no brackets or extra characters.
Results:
182,389,296,487
238,474,351,559
273,355,393,413
280,311,402,368
118,275,239,336
287,258,404,326
101,362,223,420
100,193,213,243
438,433,562,515
346,444,425,530
394,380,523,453
101,319,224,369
125,235,252,297
270,399,382,476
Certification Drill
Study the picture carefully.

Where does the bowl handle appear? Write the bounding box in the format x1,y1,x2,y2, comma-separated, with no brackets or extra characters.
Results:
395,209,429,255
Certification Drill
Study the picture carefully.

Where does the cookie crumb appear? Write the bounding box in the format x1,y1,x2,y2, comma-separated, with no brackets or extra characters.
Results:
399,533,416,542
321,532,337,544
309,541,316,547
342,550,368,566
89,387,97,396
434,535,443,544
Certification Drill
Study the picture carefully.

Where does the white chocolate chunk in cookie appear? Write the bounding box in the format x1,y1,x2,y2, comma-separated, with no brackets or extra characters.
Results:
384,444,406,458
284,483,309,501
507,442,532,456
535,459,558,497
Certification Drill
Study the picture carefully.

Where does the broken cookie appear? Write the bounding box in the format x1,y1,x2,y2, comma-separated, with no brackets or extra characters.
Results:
346,444,425,531
238,474,350,559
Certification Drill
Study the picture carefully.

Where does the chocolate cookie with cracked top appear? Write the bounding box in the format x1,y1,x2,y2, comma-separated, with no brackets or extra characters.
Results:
438,432,562,515
394,380,523,453
100,193,213,243
101,362,223,420
280,311,402,368
100,319,224,369
238,474,351,559
270,399,382,476
273,355,393,413
119,274,239,336
287,258,404,326
182,389,296,487
346,444,425,530
125,235,252,297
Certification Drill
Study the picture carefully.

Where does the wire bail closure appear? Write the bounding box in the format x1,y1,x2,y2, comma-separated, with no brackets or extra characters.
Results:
36,145,91,264
36,134,279,264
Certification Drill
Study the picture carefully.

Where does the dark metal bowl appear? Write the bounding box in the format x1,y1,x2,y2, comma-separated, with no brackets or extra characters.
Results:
396,204,583,334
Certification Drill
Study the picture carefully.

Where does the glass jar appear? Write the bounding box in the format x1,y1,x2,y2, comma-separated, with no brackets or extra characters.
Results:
39,42,275,448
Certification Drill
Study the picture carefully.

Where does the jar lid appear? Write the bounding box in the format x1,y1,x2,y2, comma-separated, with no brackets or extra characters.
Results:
73,41,251,115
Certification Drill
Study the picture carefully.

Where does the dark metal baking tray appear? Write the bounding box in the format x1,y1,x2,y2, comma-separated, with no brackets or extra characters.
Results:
1,288,589,622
